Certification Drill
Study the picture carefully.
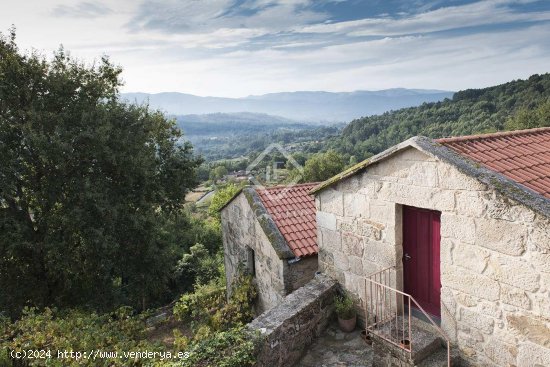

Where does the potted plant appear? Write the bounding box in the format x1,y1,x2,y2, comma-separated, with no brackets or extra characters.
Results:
334,293,356,332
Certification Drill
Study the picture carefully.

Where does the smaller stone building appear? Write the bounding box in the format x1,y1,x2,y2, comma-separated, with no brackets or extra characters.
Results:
220,183,319,313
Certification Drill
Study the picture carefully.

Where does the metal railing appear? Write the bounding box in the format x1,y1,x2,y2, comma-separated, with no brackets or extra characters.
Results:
364,266,451,366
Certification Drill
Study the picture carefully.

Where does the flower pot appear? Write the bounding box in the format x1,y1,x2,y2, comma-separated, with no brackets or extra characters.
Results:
400,339,411,350
360,330,372,345
337,314,357,332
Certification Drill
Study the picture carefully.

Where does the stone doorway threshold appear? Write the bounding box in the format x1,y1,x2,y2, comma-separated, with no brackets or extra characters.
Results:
296,321,373,367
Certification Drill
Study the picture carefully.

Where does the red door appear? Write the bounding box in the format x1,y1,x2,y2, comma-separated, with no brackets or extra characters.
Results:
402,206,441,317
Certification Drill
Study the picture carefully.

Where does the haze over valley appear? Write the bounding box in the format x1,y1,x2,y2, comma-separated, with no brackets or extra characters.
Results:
122,89,453,123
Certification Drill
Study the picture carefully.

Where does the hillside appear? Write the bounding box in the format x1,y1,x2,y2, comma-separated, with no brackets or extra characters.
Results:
177,113,342,161
330,74,550,160
176,112,313,136
121,89,453,122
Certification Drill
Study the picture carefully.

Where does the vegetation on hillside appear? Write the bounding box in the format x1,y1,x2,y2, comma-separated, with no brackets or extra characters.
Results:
0,272,259,367
0,307,161,366
505,99,550,131
198,74,550,186
189,125,341,161
329,74,550,160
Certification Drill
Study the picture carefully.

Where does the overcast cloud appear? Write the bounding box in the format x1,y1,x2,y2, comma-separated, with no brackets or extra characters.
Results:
2,0,549,97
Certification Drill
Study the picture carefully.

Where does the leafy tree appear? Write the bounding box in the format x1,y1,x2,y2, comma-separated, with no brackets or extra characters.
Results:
209,166,228,182
505,99,550,130
290,150,346,183
174,244,224,293
196,164,211,181
0,31,201,316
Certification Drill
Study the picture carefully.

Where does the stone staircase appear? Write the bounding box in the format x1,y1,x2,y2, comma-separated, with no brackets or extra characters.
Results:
370,316,458,367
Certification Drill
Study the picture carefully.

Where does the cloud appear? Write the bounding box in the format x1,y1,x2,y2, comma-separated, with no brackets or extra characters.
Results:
160,22,549,96
298,0,550,36
52,1,113,18
128,0,327,34
12,0,548,97
122,0,550,57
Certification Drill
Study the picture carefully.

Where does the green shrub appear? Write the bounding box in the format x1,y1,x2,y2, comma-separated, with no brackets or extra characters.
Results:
211,273,257,331
173,281,226,328
173,272,257,334
0,307,162,366
334,293,355,320
180,327,259,367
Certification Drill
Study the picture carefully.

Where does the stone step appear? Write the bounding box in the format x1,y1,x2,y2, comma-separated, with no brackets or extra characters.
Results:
416,345,463,367
415,347,448,367
371,316,445,364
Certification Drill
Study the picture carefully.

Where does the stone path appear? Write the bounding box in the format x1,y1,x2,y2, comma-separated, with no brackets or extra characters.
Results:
296,321,373,367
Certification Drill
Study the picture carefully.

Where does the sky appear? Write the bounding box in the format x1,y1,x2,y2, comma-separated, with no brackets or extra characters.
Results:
2,0,550,97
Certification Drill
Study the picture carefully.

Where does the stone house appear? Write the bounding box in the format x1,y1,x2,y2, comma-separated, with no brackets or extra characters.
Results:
311,128,550,366
220,183,319,313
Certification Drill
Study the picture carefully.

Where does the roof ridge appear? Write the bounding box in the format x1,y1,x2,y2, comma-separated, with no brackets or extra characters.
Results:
255,182,320,192
436,127,550,143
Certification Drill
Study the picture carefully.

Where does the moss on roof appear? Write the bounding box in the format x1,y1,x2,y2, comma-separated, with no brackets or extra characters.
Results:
217,187,245,212
309,158,370,195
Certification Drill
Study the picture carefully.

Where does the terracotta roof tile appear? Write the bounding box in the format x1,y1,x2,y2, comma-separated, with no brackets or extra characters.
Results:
256,183,319,258
437,127,550,199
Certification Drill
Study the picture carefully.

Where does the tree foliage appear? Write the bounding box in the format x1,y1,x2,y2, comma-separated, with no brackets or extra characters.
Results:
209,166,228,182
505,99,550,130
0,31,202,316
173,243,224,294
289,150,346,183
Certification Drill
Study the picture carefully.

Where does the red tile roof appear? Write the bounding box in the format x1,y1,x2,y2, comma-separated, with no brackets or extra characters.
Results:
437,127,550,199
256,183,319,257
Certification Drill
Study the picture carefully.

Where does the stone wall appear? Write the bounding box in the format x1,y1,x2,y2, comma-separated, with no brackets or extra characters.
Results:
248,273,337,367
222,192,287,312
287,255,319,292
316,146,550,366
221,190,318,313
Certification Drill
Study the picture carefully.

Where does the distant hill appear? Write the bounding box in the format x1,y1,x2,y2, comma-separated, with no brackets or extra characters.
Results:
173,112,342,161
176,112,312,136
329,73,550,159
121,89,453,122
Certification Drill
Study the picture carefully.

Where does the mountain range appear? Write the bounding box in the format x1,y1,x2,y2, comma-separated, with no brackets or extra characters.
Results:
121,89,453,122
